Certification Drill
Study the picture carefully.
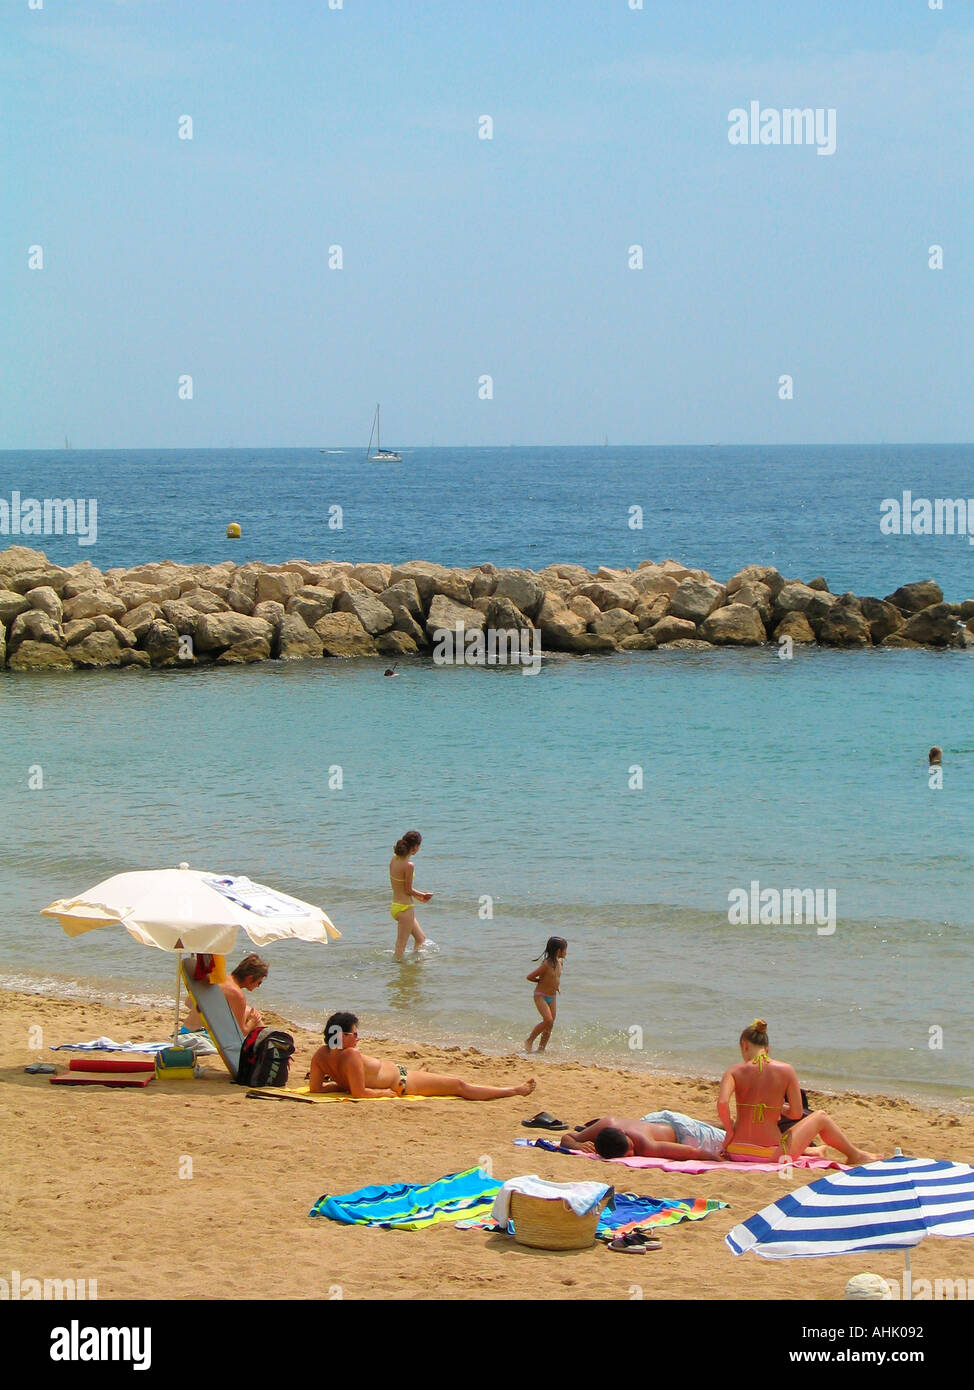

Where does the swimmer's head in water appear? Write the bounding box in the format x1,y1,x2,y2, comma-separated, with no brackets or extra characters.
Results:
740,1017,770,1050
929,746,943,764
394,830,422,857
595,1127,633,1159
324,1011,359,1049
232,953,269,986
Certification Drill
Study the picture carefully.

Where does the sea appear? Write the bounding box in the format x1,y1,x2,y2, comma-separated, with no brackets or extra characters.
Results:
1,445,972,1105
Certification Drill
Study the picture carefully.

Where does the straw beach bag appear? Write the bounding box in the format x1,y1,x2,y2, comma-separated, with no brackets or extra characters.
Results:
510,1186,615,1250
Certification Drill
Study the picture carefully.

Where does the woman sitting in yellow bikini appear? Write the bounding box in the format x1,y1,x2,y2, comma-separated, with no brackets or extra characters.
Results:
389,829,433,961
717,1019,880,1166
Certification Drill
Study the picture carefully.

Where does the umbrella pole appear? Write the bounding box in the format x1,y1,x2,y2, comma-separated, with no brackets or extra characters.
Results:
172,952,182,1046
904,1249,912,1302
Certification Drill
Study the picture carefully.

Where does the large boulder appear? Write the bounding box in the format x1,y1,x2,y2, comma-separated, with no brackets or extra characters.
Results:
253,600,286,634
277,614,323,660
334,588,395,635
772,612,816,644
859,597,903,644
536,594,613,652
618,632,658,650
573,580,640,613
590,607,638,641
63,618,97,645
140,620,182,666
352,563,393,593
123,602,164,639
492,569,545,620
817,595,872,647
729,580,773,626
899,603,959,647
179,587,229,614
659,638,715,651
0,546,49,581
726,564,786,599
314,612,377,656
629,567,681,599
216,638,272,664
255,571,302,607
391,610,428,647
160,600,202,635
699,603,767,645
634,594,671,631
68,632,125,668
483,595,532,633
651,615,699,644
667,578,724,625
885,581,943,616
227,568,260,614
92,614,136,648
8,610,64,650
111,581,181,608
119,649,151,669
389,561,452,604
194,612,274,653
569,594,601,624
772,582,838,627
377,630,419,656
0,589,31,624
545,563,592,585
428,572,474,605
63,589,127,622
377,579,423,624
7,639,73,671
286,588,335,627
425,594,486,641
23,586,62,622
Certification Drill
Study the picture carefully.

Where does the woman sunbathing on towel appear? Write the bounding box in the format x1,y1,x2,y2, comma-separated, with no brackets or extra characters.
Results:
310,1012,537,1100
718,1019,879,1165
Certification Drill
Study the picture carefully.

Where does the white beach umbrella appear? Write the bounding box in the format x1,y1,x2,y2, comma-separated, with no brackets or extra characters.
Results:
42,862,341,1042
726,1152,974,1297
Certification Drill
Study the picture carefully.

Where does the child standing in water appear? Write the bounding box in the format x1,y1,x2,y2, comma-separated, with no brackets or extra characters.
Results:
525,936,567,1052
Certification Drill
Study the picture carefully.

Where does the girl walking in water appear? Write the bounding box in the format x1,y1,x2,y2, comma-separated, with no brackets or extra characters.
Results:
525,936,567,1052
389,830,433,961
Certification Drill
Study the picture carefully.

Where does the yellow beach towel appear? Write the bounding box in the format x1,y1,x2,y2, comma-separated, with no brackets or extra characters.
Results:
246,1085,427,1104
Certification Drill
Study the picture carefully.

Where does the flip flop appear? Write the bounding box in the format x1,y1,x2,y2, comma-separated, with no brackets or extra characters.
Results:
608,1229,662,1253
521,1112,569,1131
24,1063,57,1074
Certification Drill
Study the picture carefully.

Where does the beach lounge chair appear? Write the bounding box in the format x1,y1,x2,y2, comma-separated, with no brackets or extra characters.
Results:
180,955,245,1079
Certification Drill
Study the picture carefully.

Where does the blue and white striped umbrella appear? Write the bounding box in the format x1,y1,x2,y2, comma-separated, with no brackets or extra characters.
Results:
727,1155,974,1260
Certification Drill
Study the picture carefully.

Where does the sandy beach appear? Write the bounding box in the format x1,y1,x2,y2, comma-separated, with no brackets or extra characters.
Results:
3,987,973,1302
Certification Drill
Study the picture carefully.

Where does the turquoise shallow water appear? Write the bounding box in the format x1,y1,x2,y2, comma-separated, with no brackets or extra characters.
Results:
1,646,971,1102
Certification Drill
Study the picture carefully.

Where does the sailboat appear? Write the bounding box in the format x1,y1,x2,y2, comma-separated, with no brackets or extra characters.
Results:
366,404,401,462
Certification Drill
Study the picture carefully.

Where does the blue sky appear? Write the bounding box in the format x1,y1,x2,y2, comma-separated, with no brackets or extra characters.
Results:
2,0,972,447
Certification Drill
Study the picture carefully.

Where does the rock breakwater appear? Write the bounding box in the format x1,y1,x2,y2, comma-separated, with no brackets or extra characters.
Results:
1,546,971,671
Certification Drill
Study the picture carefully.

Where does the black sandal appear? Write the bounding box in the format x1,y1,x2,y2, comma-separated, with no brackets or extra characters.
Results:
521,1111,569,1131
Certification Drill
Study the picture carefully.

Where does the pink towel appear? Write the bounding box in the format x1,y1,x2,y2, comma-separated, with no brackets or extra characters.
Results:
513,1139,847,1174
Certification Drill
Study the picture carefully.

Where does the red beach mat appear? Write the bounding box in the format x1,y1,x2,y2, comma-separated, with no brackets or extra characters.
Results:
68,1058,156,1073
51,1072,154,1088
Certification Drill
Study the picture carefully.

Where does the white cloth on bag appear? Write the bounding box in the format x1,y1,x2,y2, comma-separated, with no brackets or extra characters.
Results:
491,1175,612,1224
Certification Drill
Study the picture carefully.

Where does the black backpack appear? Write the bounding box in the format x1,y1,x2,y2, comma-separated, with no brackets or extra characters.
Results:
236,1027,295,1087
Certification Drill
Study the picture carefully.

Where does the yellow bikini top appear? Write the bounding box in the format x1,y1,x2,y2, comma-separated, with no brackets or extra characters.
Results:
741,1052,778,1122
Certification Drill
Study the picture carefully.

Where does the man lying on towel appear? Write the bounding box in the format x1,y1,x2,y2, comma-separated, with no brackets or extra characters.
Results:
560,1111,728,1160
310,1012,537,1100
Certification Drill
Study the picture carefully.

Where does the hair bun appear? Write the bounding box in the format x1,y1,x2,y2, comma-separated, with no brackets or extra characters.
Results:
753,1017,767,1031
